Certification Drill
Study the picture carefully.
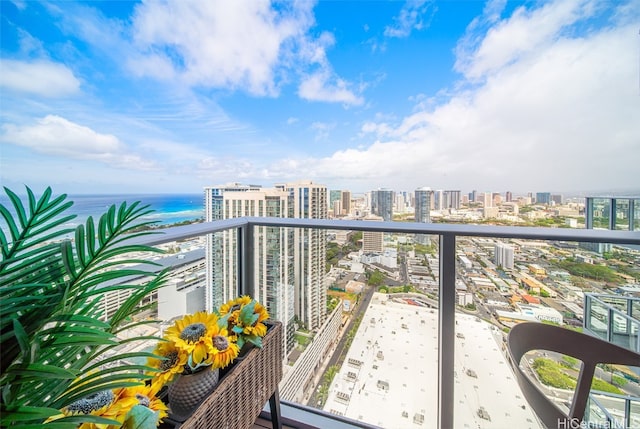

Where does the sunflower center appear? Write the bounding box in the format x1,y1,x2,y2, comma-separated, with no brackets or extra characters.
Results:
136,393,150,408
212,335,229,351
180,323,206,342
159,350,178,371
67,390,114,414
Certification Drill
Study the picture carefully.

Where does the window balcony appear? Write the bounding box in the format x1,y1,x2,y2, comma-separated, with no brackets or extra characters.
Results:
127,218,640,429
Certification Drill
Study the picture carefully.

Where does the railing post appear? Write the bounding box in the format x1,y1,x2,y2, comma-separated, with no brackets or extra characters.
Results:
238,223,255,298
624,397,631,429
438,233,456,429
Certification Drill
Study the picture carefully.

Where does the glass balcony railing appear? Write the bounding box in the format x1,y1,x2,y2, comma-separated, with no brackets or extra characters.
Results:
585,294,640,354
124,217,640,429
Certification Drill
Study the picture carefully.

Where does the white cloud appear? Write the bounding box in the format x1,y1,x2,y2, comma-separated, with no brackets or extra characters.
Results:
130,0,305,96
310,122,336,141
298,71,364,105
16,29,47,56
269,1,640,192
384,0,434,38
10,0,26,11
0,60,80,97
1,115,155,170
126,0,363,104
455,0,596,80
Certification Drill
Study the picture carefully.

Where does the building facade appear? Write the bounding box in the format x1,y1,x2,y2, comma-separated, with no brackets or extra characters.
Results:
494,243,514,270
371,188,394,221
280,182,328,331
414,187,432,245
362,214,384,253
341,190,351,216
204,181,328,351
443,190,461,210
204,183,262,311
536,192,551,205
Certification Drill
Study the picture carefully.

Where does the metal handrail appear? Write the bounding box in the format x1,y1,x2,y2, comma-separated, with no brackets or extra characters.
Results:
129,217,640,246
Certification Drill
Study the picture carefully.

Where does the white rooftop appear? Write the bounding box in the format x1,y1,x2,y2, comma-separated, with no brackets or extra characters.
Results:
323,293,542,428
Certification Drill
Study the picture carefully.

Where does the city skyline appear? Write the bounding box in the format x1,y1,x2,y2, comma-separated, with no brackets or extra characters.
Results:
1,0,639,194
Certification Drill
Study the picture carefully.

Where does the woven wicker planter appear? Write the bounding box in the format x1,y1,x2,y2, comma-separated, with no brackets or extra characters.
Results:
168,367,220,422
169,321,283,429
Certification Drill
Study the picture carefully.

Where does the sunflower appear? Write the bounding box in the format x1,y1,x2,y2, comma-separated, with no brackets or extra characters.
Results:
58,389,122,429
147,340,189,385
242,300,269,337
165,312,219,368
209,324,240,369
219,296,270,350
219,295,252,313
113,383,168,425
219,295,252,324
52,382,168,429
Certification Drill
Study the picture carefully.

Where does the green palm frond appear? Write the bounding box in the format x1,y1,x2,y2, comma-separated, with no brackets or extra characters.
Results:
1,186,172,428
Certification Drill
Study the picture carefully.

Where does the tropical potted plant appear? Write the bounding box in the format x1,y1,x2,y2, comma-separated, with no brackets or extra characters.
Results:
0,186,170,428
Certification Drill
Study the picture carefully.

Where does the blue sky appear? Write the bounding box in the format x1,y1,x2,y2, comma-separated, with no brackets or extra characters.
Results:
1,0,639,195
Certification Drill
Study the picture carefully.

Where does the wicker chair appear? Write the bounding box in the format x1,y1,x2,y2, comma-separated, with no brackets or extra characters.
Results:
507,322,640,429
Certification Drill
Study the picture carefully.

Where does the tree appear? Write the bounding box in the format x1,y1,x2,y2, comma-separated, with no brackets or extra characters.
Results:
366,269,385,287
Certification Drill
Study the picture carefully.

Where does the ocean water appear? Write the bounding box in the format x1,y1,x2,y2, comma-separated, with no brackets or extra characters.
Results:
0,193,205,234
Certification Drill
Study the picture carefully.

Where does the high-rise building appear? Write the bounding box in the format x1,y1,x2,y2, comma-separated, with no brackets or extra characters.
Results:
204,181,328,348
329,190,342,207
362,215,384,253
395,193,406,213
415,188,432,223
494,243,514,270
433,190,444,210
536,192,551,205
279,181,328,331
483,192,493,208
204,185,296,351
505,191,513,202
551,194,563,205
414,187,432,245
204,183,262,311
443,190,461,210
469,190,477,203
371,189,394,221
341,190,351,215
331,200,342,218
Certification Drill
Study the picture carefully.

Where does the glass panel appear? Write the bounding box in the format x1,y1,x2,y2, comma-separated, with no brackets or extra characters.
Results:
632,300,640,325
455,236,547,428
590,364,640,428
615,199,631,231
592,198,612,229
323,289,438,426
317,231,439,427
586,393,623,428
587,298,610,342
633,199,640,231
611,312,639,352
631,395,640,429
